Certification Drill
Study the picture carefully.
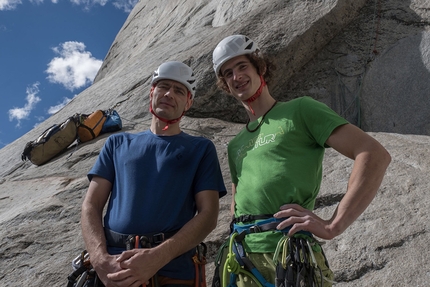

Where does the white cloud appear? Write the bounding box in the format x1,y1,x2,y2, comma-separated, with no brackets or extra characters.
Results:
73,0,108,5
47,95,77,114
8,82,42,126
1,0,138,12
46,41,103,91
0,0,22,10
69,0,108,11
113,0,138,13
28,0,44,4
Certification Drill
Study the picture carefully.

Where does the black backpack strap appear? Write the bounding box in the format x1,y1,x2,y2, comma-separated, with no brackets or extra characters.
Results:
79,124,97,139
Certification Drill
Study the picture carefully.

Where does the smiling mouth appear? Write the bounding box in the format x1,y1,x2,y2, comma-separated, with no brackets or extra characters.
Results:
236,81,249,91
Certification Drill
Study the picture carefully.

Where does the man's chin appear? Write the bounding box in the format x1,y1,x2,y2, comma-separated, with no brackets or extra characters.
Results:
235,93,252,102
156,110,180,120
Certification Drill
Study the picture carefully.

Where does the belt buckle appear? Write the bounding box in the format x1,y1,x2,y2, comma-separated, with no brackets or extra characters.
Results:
249,225,261,233
152,233,165,244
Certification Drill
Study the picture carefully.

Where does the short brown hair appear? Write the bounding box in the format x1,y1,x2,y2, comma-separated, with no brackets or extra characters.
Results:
216,51,276,93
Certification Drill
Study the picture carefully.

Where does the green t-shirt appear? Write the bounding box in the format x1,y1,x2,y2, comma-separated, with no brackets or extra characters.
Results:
228,96,349,253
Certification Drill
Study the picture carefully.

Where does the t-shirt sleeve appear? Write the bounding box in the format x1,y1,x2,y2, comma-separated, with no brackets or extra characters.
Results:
227,143,238,186
194,141,227,198
87,136,116,183
298,96,349,147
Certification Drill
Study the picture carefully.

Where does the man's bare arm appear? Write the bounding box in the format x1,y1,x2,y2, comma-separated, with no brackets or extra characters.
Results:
275,124,391,239
81,176,121,286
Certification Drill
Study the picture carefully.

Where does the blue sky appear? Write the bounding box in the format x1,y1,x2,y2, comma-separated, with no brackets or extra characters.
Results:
0,0,137,149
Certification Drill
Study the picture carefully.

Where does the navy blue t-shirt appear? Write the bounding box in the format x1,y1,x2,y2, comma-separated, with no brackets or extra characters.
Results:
88,130,226,279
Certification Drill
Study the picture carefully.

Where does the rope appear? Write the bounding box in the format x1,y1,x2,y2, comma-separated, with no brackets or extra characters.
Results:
222,232,263,287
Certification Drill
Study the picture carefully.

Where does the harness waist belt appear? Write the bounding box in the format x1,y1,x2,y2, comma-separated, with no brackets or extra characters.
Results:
231,214,273,224
105,228,177,248
232,217,313,242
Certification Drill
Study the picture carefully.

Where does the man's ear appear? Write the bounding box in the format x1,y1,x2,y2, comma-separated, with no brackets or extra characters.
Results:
149,86,155,98
184,97,193,112
221,80,232,94
260,64,267,76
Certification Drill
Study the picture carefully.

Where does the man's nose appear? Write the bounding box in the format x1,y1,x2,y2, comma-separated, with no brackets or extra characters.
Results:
164,87,174,97
233,70,242,81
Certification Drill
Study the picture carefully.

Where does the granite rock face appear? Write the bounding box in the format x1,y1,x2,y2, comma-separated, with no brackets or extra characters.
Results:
1,1,429,286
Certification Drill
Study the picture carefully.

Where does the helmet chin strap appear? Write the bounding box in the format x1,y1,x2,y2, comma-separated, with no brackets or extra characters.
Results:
244,75,266,115
149,86,190,131
149,103,184,131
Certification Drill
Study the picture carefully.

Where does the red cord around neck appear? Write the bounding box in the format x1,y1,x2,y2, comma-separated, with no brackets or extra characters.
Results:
244,75,266,115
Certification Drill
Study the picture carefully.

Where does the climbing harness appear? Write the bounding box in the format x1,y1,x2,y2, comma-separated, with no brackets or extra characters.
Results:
212,215,334,287
67,229,207,287
105,228,208,287
104,228,177,249
124,234,159,287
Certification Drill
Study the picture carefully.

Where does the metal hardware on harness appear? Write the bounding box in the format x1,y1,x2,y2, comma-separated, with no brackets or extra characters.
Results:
220,216,318,287
125,235,159,287
126,235,135,250
67,250,103,287
232,214,273,224
249,225,262,233
222,218,287,287
196,242,207,262
273,234,331,287
193,242,208,287
105,228,177,249
151,233,165,244
230,214,273,232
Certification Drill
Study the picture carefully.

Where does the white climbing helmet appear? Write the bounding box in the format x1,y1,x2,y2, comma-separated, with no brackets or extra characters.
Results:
151,61,197,99
212,35,259,77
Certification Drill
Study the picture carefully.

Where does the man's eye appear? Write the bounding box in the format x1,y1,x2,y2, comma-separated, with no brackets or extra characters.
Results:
175,89,186,95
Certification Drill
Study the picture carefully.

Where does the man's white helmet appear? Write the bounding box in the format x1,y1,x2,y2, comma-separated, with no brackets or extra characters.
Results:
151,61,197,99
212,35,259,77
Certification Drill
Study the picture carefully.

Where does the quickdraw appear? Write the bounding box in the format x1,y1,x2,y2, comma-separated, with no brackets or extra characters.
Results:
273,234,334,287
213,215,333,287
67,250,103,287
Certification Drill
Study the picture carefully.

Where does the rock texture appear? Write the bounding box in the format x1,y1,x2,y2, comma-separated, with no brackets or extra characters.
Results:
361,31,430,134
1,0,429,286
